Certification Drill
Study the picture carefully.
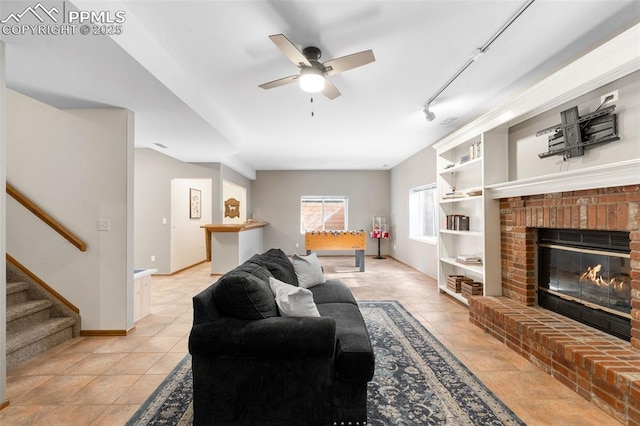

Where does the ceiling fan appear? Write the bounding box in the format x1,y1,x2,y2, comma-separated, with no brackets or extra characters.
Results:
258,34,375,100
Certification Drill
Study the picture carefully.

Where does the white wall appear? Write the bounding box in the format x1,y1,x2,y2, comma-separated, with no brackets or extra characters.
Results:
509,71,640,180
170,178,211,272
390,146,438,279
6,90,134,331
252,170,390,256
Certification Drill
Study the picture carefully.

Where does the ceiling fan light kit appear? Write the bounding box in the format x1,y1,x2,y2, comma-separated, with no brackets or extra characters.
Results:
259,33,375,100
299,67,325,92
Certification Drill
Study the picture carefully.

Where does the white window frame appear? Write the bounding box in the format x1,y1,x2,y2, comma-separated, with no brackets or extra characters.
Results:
409,183,437,244
300,196,348,234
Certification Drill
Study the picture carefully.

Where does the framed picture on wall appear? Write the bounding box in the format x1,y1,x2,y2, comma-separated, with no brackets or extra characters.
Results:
190,188,201,219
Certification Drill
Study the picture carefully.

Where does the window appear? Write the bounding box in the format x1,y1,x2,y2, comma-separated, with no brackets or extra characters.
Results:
300,196,348,233
410,184,437,242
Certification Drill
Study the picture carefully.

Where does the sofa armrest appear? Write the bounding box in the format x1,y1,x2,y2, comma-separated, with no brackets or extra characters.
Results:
189,316,337,359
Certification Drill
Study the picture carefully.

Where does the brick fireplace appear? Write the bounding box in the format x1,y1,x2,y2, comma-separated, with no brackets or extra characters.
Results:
499,184,640,347
469,184,640,424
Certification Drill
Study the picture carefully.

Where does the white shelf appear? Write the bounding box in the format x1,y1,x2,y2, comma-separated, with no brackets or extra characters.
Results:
439,157,482,175
440,229,483,237
438,286,469,304
485,158,640,199
440,257,483,274
439,194,482,204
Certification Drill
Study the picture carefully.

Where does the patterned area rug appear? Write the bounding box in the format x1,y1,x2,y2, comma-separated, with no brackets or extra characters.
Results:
127,301,524,425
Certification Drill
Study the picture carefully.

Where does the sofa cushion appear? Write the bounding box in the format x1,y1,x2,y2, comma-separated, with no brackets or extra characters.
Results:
213,263,278,320
310,279,357,305
269,277,320,317
292,252,325,288
316,302,375,383
247,248,299,286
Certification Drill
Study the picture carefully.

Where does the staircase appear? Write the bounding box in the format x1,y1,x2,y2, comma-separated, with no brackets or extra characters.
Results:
6,259,81,369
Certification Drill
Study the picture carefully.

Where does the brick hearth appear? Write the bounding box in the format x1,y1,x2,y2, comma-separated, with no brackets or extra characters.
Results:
469,184,640,424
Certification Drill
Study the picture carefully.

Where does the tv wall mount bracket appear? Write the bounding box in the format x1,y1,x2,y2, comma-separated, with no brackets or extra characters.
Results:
537,103,620,160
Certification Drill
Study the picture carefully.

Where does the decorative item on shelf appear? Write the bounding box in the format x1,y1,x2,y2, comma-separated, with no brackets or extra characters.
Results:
537,96,620,160
460,154,471,164
446,215,469,231
466,188,482,197
444,163,455,170
456,254,482,265
443,186,466,200
469,141,482,160
369,216,389,259
446,275,473,293
461,281,483,299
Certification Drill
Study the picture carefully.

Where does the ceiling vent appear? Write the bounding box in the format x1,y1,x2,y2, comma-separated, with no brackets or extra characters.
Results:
440,117,458,126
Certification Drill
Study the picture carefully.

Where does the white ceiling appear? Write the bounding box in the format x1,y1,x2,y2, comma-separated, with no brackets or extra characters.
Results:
1,0,638,179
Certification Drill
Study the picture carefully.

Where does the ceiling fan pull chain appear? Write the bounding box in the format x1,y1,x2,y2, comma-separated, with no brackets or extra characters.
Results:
311,96,314,117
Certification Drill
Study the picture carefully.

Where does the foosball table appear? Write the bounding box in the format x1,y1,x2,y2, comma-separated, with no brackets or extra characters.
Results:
305,230,367,272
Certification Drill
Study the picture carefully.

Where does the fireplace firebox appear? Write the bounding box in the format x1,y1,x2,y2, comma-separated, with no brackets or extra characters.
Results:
537,228,631,341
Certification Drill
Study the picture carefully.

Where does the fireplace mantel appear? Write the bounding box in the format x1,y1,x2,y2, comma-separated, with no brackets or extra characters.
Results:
486,158,640,199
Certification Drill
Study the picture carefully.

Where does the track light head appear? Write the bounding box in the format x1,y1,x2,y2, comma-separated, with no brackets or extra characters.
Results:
422,105,435,122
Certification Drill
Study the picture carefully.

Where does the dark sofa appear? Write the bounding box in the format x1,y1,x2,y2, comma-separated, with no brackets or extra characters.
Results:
188,248,375,426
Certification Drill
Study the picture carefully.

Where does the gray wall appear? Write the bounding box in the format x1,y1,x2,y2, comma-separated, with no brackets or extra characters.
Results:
221,164,252,221
193,162,252,223
134,149,221,273
509,71,639,179
251,170,390,256
389,145,438,279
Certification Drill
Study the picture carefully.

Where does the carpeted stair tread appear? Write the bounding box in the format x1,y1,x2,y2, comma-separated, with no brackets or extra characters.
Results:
7,281,29,296
7,317,76,354
7,282,30,305
6,299,53,323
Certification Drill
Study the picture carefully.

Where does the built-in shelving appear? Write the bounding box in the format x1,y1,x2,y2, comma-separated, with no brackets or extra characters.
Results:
433,127,508,305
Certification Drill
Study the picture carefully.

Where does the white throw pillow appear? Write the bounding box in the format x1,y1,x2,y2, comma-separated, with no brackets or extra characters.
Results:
269,277,320,317
291,253,325,288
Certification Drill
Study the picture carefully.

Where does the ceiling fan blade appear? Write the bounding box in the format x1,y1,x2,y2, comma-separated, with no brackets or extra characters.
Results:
259,75,298,90
269,34,311,67
323,50,375,75
322,78,341,100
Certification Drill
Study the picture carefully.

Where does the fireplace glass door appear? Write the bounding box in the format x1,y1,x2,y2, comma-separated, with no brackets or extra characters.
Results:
539,245,631,316
537,228,631,341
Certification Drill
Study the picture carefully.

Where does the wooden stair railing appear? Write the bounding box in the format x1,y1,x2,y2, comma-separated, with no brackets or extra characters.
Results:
6,182,87,252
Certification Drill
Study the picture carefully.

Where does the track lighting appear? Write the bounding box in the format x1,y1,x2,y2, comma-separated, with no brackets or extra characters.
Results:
421,0,534,125
422,104,435,122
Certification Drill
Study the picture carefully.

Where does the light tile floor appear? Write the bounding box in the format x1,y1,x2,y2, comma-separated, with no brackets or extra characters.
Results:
0,256,619,425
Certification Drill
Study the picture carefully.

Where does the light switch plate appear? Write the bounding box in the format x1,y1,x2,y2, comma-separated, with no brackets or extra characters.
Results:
97,219,110,231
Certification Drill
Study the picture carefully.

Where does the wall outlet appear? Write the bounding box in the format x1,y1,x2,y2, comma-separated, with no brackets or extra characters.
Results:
162,218,167,225
151,255,156,262
601,90,618,104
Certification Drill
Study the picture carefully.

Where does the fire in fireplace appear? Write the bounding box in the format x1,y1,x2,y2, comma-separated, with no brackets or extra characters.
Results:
537,228,631,341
